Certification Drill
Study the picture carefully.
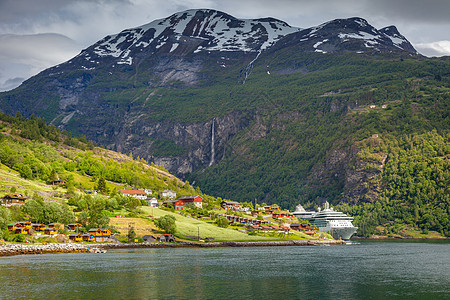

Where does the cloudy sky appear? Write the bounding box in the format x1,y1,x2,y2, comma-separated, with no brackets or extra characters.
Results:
0,0,449,91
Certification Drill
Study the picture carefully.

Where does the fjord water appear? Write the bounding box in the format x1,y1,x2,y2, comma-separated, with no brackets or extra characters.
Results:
0,241,448,299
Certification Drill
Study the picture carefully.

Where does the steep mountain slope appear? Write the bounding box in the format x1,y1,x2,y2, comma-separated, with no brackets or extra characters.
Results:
0,9,448,218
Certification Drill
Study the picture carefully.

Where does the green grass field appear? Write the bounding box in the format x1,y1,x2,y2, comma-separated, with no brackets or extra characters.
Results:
140,206,282,242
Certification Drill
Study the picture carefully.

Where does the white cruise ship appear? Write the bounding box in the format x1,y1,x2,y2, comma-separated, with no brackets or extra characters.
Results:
294,202,358,240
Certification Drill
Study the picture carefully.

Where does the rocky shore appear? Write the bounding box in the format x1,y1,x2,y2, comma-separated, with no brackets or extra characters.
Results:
0,239,344,257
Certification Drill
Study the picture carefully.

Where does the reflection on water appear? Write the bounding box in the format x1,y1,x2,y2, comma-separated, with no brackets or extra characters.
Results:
0,241,449,299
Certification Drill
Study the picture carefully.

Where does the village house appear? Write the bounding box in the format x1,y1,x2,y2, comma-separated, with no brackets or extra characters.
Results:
160,190,177,200
32,223,46,231
119,188,152,200
1,193,27,207
7,223,18,231
44,227,58,235
51,179,66,185
82,233,95,242
15,227,30,235
290,223,316,236
163,195,203,211
146,197,159,207
272,212,295,219
68,233,83,242
88,228,112,242
220,200,241,211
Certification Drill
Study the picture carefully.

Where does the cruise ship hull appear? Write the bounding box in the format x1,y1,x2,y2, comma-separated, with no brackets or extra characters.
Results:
328,227,358,240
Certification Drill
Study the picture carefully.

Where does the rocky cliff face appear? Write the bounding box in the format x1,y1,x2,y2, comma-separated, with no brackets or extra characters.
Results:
110,111,254,175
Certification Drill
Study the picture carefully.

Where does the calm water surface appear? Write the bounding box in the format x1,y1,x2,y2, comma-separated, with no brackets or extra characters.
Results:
0,240,448,299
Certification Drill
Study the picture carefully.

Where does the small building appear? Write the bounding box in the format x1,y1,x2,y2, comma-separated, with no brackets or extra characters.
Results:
15,227,30,235
82,234,95,242
7,223,18,231
119,188,151,200
290,223,314,231
88,228,112,242
156,234,174,242
32,223,46,231
160,190,177,200
163,195,202,211
44,227,58,235
146,197,159,207
17,221,32,229
47,223,57,228
247,224,261,232
272,212,295,219
142,235,157,242
1,193,27,206
67,223,82,231
51,179,66,185
220,200,241,211
68,234,83,242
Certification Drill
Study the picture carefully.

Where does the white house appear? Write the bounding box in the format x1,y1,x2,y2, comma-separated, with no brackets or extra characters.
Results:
160,190,176,200
119,189,151,200
146,197,159,207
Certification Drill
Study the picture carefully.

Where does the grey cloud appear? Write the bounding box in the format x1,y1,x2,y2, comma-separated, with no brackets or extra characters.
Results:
0,77,25,92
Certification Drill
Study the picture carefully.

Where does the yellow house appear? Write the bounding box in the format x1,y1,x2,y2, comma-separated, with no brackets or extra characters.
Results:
82,234,95,242
88,228,112,242
44,227,58,235
32,223,46,231
7,223,18,231
68,234,83,242
15,227,30,235
17,221,32,229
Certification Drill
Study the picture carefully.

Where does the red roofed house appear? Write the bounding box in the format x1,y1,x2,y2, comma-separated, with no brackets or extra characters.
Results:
119,188,152,200
163,196,202,211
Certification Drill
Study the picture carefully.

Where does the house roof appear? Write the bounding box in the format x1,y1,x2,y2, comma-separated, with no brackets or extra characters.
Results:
176,195,202,201
221,200,240,205
119,189,147,195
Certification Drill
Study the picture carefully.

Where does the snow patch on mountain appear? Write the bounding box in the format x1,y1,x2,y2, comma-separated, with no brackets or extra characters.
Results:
90,9,301,64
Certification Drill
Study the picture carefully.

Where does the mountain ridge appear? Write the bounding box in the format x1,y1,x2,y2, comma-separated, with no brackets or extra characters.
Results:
0,9,447,213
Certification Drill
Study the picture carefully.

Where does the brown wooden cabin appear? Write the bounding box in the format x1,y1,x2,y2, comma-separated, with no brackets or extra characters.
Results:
16,221,32,229
44,227,58,235
51,179,66,185
67,223,82,231
260,225,271,232
247,224,261,231
68,234,83,242
1,193,27,206
88,228,112,242
290,223,314,231
82,234,95,242
7,223,18,231
32,223,46,231
15,227,30,235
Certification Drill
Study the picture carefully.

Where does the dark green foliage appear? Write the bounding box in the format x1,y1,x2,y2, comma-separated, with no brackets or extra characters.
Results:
95,178,108,194
0,207,11,230
155,215,176,234
22,194,75,224
336,131,449,236
215,216,229,228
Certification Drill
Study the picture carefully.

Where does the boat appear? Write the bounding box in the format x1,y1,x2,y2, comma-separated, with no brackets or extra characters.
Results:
294,201,358,240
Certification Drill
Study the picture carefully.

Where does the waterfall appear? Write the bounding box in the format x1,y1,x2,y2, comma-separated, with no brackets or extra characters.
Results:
242,51,261,84
209,119,215,167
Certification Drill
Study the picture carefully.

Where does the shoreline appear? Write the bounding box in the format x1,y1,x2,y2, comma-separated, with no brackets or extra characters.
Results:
0,240,344,257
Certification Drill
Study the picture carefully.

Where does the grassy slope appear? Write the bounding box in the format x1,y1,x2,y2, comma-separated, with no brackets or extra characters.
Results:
140,206,280,242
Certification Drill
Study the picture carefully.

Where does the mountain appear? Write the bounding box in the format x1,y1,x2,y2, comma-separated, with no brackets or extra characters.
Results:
0,8,448,224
